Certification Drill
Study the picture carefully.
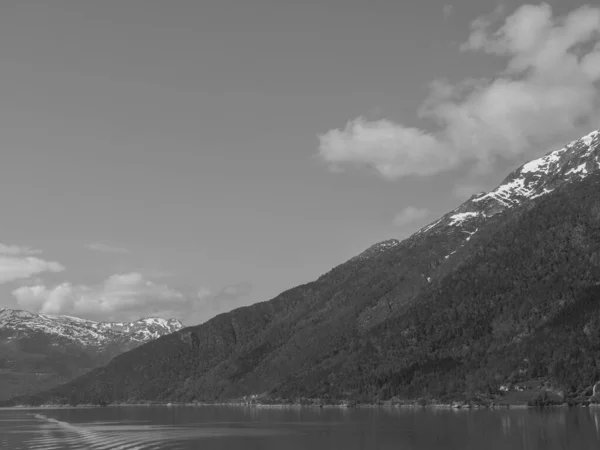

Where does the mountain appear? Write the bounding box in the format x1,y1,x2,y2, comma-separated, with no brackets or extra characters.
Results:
0,308,182,400
413,129,600,236
8,128,600,407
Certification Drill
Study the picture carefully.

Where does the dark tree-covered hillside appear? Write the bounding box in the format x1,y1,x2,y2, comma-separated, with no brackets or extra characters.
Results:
8,172,600,407
276,174,600,402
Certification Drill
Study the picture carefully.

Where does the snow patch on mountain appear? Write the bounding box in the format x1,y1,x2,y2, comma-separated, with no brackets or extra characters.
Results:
0,308,183,348
448,212,481,226
520,146,565,175
415,128,600,241
566,162,588,176
464,228,478,242
351,239,400,262
408,128,600,266
581,130,599,147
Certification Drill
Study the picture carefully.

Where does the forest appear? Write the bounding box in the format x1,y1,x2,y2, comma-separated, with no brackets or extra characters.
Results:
7,172,600,407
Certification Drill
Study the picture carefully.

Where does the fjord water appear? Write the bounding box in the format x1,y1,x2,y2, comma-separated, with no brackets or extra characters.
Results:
1,406,600,450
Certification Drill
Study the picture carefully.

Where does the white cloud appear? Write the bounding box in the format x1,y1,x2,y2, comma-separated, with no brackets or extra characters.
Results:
12,273,254,325
13,272,185,322
0,242,63,284
0,257,64,284
318,4,600,180
318,118,457,179
87,243,131,254
392,207,431,227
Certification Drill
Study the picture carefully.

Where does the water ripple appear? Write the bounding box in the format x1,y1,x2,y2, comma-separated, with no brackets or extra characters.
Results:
14,413,286,449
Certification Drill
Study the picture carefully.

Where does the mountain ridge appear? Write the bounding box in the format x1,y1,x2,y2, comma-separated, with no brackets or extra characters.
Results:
413,129,600,241
8,127,600,407
0,308,183,400
0,308,183,346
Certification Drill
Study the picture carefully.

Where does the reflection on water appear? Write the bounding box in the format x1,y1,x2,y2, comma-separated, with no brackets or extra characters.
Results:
501,415,511,436
0,406,600,449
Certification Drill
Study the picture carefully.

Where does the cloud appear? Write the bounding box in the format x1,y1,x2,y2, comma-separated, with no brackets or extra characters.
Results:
13,272,185,322
392,207,431,227
0,258,65,284
199,282,254,313
318,118,457,179
87,243,131,254
188,282,254,324
219,282,253,298
0,242,64,284
443,4,454,19
197,287,212,300
318,4,600,180
12,273,254,325
0,243,42,256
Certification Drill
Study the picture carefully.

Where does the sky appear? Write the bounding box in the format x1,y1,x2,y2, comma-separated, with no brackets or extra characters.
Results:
0,0,599,325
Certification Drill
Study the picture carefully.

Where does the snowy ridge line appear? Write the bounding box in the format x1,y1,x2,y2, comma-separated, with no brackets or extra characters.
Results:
413,128,600,241
0,308,183,347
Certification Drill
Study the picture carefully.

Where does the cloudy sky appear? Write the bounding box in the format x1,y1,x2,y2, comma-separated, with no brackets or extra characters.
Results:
0,0,598,325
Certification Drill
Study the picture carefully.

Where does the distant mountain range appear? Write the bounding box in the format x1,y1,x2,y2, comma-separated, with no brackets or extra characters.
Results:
7,129,600,407
0,308,182,400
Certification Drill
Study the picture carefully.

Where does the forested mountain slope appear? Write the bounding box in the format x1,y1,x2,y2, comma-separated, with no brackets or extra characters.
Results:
7,129,600,406
278,172,600,402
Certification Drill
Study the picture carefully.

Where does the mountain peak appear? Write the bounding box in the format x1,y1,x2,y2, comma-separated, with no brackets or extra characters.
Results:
97,316,184,341
479,128,600,205
352,239,400,262
137,317,184,327
0,308,183,346
0,308,37,320
414,128,600,239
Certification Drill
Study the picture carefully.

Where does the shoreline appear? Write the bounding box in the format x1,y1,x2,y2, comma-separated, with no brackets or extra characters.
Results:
2,400,597,411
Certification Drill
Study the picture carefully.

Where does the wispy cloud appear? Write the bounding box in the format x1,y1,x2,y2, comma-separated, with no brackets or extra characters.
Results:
197,287,212,300
189,282,254,324
0,243,42,256
219,282,253,298
0,242,63,284
392,207,431,227
86,243,131,254
318,4,600,180
443,4,454,19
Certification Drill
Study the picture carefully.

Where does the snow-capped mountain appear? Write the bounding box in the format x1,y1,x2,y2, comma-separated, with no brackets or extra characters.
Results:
349,130,600,267
351,239,401,262
352,128,600,328
0,308,183,347
0,308,184,400
410,129,600,254
9,128,600,407
97,317,184,342
344,130,597,272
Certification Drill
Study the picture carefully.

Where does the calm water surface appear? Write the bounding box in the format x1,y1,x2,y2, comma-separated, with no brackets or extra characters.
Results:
1,405,600,449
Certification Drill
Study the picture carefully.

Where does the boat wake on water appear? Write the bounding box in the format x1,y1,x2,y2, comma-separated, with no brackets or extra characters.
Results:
24,413,284,450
